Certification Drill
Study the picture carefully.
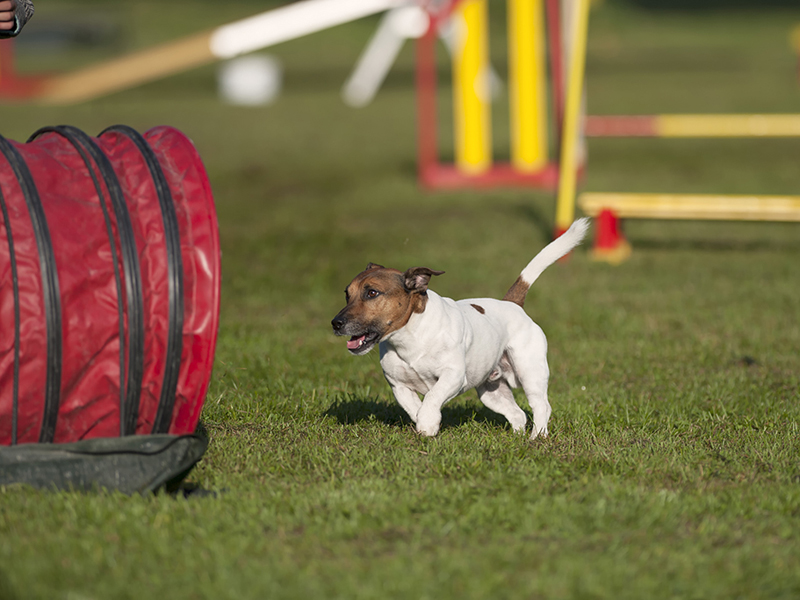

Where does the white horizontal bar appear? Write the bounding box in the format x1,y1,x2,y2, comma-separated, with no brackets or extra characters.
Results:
210,0,406,59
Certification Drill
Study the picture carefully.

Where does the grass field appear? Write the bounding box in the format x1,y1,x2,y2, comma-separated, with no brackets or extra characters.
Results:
2,1,800,598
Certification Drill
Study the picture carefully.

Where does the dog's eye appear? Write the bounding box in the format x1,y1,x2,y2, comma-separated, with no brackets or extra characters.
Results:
365,289,380,299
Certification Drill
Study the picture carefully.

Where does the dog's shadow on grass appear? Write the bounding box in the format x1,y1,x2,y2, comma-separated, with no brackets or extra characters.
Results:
324,395,512,432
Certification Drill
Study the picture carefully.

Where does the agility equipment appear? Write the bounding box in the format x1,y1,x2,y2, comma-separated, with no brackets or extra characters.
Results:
0,433,208,494
578,192,800,263
575,116,800,262
416,0,568,189
451,0,492,174
0,0,406,104
508,0,550,172
553,0,589,236
218,55,283,106
342,0,555,180
342,5,430,107
585,114,800,137
557,20,800,261
576,113,800,262
545,0,565,143
580,193,800,221
0,125,220,445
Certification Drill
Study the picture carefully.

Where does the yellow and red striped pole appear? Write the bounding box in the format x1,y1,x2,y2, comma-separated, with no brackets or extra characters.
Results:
585,114,800,137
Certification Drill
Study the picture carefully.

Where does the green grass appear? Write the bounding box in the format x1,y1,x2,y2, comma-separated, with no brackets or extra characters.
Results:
2,1,800,598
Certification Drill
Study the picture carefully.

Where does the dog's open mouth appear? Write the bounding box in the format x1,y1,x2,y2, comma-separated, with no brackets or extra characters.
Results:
346,331,380,354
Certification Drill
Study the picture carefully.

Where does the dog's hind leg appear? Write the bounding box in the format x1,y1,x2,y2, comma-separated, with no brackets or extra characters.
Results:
508,329,551,439
476,379,527,433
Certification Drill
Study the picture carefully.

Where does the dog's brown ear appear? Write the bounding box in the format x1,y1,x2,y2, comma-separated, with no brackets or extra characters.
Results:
365,262,384,271
403,267,444,293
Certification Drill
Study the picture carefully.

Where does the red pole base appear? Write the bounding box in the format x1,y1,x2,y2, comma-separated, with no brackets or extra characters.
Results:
590,208,631,264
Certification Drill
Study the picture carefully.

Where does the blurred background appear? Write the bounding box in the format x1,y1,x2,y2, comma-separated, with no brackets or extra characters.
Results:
2,0,799,363
3,0,800,396
3,3,800,596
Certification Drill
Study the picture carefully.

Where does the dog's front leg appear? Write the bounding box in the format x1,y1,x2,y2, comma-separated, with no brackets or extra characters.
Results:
387,383,422,425
416,368,465,437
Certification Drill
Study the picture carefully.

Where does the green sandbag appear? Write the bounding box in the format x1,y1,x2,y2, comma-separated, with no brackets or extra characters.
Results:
0,434,207,495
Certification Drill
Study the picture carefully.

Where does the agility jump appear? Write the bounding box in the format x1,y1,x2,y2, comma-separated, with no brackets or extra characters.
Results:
551,6,800,262
416,0,569,190
6,0,407,104
574,112,800,262
585,114,800,138
577,112,800,263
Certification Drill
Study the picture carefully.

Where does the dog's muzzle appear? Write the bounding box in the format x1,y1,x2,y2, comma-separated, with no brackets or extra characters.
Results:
331,313,380,355
331,314,347,334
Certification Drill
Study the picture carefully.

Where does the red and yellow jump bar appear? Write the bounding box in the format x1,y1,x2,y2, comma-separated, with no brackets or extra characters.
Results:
585,114,800,137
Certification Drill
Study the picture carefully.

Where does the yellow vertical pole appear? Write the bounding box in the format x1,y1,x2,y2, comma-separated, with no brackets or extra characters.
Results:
453,0,491,174
508,0,548,171
554,0,590,234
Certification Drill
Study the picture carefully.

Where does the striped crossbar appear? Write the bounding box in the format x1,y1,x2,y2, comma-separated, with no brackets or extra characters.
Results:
578,193,800,222
584,114,800,138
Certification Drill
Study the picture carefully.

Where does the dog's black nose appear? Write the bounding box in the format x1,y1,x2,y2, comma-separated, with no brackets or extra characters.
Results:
331,316,345,332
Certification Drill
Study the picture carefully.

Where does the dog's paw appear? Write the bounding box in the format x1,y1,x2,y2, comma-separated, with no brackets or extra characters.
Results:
415,406,442,437
530,425,548,440
508,414,528,433
416,422,440,437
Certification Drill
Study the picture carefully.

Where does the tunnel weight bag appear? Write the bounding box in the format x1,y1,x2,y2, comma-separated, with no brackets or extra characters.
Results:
0,125,220,445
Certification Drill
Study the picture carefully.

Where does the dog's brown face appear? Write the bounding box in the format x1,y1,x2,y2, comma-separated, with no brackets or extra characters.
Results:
331,263,444,355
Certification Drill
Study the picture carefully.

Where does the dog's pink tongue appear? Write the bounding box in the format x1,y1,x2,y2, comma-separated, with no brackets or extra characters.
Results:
347,335,365,350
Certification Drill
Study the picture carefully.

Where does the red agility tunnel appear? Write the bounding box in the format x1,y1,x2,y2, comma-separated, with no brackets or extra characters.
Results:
0,125,220,445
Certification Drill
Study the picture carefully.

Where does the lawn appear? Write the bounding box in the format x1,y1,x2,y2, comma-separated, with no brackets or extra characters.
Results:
1,1,800,598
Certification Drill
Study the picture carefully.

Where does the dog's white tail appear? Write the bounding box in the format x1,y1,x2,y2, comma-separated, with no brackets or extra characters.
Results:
503,218,590,307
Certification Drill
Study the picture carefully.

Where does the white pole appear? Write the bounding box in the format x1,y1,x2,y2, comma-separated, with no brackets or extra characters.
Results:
210,0,406,59
341,6,428,107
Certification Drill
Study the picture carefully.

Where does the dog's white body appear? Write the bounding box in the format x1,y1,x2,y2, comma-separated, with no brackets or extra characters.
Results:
379,292,547,436
332,218,589,438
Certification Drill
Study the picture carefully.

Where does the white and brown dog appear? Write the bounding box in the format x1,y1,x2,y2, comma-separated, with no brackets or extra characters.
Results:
331,218,589,439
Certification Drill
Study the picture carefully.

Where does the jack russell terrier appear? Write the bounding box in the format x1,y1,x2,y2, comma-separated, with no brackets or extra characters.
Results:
331,218,589,439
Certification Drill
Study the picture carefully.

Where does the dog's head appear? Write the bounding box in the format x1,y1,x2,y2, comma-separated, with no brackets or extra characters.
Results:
331,263,444,355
